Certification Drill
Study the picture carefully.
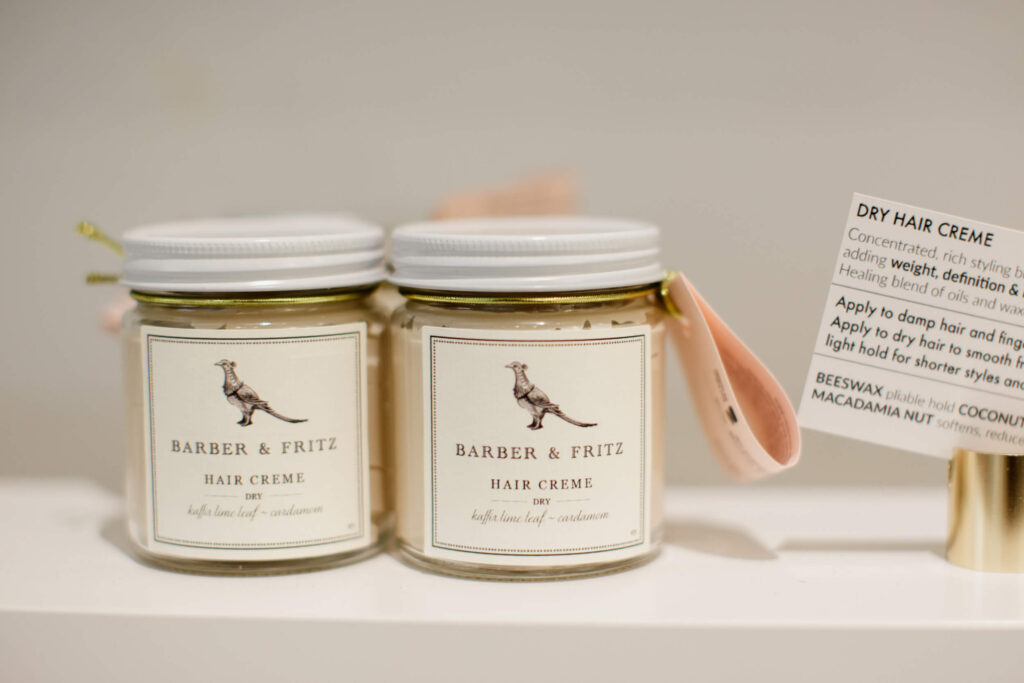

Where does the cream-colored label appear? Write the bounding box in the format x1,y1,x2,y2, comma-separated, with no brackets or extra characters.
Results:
140,323,370,560
422,325,652,566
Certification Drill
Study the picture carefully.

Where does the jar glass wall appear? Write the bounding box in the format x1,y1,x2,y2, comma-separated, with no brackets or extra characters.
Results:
123,290,392,575
391,290,665,580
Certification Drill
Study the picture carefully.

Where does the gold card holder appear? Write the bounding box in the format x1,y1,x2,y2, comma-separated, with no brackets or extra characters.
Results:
947,449,1024,572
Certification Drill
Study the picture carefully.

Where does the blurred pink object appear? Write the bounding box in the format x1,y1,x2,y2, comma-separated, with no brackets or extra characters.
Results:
101,291,134,335
433,170,577,219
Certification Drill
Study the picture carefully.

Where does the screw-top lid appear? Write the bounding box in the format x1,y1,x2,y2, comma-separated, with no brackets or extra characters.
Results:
121,214,386,293
390,216,662,292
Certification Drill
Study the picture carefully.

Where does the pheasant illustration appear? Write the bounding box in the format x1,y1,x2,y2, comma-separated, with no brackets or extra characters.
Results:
214,359,307,427
505,361,596,430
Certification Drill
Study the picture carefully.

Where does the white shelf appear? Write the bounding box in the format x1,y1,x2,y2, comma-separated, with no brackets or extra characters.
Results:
1,479,1021,682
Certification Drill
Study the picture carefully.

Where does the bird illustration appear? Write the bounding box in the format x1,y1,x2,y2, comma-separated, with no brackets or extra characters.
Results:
214,359,307,427
505,361,596,430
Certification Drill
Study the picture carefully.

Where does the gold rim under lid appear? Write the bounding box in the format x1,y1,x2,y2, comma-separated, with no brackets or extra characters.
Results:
399,272,684,313
399,283,660,306
947,449,1024,572
130,285,378,307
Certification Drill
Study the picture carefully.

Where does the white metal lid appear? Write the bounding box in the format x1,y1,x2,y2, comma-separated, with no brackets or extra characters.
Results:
389,216,663,292
121,214,387,293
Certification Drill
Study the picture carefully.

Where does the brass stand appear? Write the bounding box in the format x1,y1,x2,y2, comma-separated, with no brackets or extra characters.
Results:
947,449,1024,572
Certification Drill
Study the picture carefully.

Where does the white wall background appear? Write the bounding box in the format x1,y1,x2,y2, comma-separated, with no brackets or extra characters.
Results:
2,0,1021,491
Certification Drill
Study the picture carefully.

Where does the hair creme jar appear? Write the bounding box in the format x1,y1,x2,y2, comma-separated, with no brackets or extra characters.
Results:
120,215,390,575
389,217,665,580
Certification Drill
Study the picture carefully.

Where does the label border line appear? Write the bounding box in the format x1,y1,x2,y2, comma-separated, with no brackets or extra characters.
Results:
427,331,650,557
143,327,369,553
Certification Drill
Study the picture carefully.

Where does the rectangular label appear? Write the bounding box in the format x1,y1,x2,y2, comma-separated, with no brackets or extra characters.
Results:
800,194,1024,457
422,325,652,566
141,323,370,560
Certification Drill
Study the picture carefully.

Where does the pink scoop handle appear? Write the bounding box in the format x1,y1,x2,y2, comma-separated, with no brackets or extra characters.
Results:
664,272,801,480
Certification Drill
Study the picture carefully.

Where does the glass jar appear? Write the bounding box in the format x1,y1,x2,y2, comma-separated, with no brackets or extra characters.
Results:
120,215,391,574
389,217,665,580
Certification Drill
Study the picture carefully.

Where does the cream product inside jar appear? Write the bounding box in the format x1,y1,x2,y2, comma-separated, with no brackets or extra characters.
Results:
389,217,666,580
121,215,390,574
